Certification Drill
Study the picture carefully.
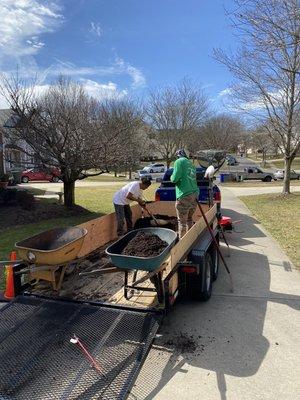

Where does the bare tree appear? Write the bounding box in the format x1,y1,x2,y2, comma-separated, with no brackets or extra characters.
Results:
0,75,140,207
200,114,244,152
214,0,300,194
146,80,209,167
250,126,274,166
109,117,146,179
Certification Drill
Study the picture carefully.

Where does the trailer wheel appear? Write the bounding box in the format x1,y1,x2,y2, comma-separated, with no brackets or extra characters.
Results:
185,253,213,301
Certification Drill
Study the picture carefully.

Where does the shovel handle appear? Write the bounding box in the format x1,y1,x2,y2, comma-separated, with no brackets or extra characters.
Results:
143,206,159,225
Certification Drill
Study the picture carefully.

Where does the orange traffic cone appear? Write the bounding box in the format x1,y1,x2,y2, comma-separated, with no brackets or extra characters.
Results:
10,251,17,262
4,251,17,300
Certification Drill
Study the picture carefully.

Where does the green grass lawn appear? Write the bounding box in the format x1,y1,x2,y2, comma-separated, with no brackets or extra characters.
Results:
271,157,300,170
240,193,300,268
85,173,128,182
0,183,159,260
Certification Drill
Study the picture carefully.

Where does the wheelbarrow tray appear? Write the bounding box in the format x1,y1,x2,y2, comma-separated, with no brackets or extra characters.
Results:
106,227,177,272
15,227,87,265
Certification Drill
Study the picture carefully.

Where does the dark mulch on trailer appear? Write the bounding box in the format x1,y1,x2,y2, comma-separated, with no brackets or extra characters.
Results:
134,215,177,231
121,231,168,257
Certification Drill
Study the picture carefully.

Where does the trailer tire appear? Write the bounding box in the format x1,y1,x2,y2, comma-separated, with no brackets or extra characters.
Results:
186,253,213,301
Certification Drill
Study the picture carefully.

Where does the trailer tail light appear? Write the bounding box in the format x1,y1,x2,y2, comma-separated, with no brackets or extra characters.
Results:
155,192,160,201
214,190,221,203
181,265,198,274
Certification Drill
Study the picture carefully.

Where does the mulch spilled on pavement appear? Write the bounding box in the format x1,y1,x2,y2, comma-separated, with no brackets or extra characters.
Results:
121,231,168,257
163,332,198,354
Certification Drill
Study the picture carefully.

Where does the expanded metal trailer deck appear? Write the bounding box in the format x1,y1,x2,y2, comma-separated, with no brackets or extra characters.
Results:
0,296,162,400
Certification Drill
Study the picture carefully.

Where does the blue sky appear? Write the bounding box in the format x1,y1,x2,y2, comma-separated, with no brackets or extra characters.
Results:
0,0,237,109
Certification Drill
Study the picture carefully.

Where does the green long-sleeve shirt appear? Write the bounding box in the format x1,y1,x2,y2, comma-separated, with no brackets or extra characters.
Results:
170,157,198,199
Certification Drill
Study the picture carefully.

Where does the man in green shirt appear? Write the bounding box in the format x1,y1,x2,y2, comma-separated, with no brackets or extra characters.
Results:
171,149,199,238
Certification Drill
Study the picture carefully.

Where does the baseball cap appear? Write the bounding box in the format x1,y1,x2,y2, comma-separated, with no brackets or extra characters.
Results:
176,149,188,158
141,177,152,186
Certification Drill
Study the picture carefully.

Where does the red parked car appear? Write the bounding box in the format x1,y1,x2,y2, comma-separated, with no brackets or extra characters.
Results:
21,168,61,183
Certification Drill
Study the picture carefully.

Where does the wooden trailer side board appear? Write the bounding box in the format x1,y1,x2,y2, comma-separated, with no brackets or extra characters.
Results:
166,203,216,297
77,201,177,258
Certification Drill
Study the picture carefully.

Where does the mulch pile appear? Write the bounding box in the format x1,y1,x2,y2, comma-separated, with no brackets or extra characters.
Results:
121,231,168,257
134,215,177,231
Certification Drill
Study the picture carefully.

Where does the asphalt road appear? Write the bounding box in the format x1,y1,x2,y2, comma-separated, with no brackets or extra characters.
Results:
131,188,300,400
220,156,264,174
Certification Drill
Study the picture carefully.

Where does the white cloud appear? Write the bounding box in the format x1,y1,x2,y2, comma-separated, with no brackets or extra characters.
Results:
51,57,146,89
80,79,127,100
89,22,102,38
114,57,146,88
0,0,62,57
0,79,126,110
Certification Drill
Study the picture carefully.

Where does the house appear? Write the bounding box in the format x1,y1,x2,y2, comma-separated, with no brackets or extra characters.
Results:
0,109,33,174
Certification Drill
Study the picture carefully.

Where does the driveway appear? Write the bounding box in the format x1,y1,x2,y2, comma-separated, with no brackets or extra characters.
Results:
132,188,300,400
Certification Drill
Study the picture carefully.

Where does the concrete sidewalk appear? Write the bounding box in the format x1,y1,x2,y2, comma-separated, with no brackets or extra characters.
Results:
132,188,300,400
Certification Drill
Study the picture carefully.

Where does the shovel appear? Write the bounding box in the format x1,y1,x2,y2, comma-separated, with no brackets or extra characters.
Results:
143,206,169,226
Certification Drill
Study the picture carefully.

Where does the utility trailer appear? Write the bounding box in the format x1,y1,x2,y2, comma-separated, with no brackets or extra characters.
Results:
0,201,220,400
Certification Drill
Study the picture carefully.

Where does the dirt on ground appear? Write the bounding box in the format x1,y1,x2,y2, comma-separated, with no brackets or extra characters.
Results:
162,332,198,354
121,231,168,257
0,200,96,230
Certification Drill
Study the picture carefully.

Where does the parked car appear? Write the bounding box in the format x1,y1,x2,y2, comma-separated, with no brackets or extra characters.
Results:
134,170,153,180
226,156,239,166
155,167,221,214
143,163,166,173
21,167,61,183
274,169,300,180
242,167,275,182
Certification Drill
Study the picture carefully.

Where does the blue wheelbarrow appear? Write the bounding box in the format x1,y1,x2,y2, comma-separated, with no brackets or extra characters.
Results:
106,228,177,303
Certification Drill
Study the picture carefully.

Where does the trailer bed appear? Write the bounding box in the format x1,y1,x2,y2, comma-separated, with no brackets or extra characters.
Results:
25,202,217,310
0,295,161,400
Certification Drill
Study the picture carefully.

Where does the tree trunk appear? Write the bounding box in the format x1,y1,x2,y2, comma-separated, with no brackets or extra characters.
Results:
129,167,132,180
261,150,266,168
166,158,171,168
64,180,75,207
282,157,292,195
114,170,117,177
